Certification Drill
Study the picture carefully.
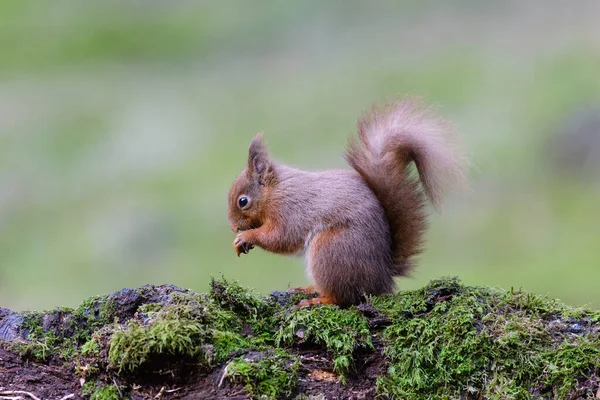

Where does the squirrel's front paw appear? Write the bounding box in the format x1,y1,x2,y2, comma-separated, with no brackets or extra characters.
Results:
233,232,254,257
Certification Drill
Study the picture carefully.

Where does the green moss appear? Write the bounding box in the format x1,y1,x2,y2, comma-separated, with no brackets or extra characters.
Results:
87,383,128,400
276,305,372,377
17,311,66,362
210,276,268,319
13,296,116,362
108,310,212,373
21,311,45,334
228,350,299,400
209,276,281,346
545,338,600,398
81,338,100,356
6,277,600,398
212,329,248,360
81,381,96,396
107,286,252,373
372,277,600,400
71,295,116,343
14,338,53,362
137,303,162,314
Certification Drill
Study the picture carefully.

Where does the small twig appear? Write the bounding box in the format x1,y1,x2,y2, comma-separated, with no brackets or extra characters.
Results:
112,379,122,398
0,391,41,400
218,361,233,387
0,392,75,400
154,386,165,399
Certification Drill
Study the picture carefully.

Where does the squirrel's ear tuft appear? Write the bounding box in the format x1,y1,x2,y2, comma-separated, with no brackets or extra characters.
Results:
247,133,273,185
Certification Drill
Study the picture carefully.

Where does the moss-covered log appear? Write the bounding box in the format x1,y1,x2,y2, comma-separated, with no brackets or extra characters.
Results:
1,277,599,400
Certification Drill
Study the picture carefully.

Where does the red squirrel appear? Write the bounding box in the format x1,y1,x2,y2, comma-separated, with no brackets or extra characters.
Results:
227,99,465,307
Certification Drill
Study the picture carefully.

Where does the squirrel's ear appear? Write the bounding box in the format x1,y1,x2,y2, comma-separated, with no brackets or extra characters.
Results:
247,133,273,185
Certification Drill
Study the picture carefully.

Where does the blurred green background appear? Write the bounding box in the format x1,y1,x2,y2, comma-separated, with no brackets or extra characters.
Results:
1,1,599,311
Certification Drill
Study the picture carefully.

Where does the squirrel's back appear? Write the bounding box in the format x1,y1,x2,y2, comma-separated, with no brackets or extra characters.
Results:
271,165,390,246
345,99,465,276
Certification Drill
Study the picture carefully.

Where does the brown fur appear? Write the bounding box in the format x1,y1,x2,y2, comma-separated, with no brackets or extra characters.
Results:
228,98,465,306
345,99,465,275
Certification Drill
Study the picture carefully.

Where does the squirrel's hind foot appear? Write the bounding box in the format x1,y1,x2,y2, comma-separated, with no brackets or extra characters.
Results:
297,295,336,308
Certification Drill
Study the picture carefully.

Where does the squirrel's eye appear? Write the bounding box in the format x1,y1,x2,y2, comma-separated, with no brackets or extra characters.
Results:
238,196,249,209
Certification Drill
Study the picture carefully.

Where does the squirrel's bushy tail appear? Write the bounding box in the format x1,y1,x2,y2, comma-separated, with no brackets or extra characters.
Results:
345,99,465,276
